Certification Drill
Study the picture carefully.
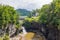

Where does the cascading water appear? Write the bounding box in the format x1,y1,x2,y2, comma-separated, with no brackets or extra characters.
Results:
21,26,27,35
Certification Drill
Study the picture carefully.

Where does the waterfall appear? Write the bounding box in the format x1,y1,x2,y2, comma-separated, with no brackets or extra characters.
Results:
21,27,27,35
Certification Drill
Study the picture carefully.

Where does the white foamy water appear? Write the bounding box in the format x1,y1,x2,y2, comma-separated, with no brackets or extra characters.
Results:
21,27,27,35
10,27,27,40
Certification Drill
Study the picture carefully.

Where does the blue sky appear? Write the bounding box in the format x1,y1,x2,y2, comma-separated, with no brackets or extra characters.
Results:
0,0,52,10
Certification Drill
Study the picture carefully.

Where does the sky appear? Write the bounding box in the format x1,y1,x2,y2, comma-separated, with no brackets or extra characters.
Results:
0,0,53,10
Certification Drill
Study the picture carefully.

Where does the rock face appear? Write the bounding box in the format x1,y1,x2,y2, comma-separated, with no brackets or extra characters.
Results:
58,31,60,40
0,29,4,36
23,21,60,40
9,24,16,37
47,28,58,40
32,33,46,40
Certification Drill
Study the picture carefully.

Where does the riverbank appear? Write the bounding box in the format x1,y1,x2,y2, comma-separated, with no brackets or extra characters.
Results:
10,32,46,40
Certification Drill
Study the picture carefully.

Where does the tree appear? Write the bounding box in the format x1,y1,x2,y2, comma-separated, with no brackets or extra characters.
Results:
0,5,20,34
38,0,60,30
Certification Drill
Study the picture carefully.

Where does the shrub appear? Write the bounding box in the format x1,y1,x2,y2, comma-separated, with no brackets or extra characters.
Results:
3,35,10,40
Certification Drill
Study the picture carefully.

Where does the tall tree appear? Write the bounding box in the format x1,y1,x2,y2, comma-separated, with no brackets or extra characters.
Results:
0,5,20,34
38,0,60,30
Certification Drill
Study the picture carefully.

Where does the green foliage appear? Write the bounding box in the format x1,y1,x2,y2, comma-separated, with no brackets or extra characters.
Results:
0,5,20,31
38,4,50,24
15,22,20,29
23,20,31,28
23,17,33,27
25,17,39,22
16,9,31,16
31,10,36,16
28,10,36,17
3,35,10,40
37,0,60,30
22,0,60,30
0,34,10,40
23,17,39,27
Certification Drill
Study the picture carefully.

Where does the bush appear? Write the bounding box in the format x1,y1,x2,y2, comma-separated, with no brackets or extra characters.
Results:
3,35,10,40
23,17,39,28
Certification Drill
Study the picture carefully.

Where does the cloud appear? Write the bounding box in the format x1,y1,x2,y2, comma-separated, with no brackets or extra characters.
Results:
0,0,52,10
